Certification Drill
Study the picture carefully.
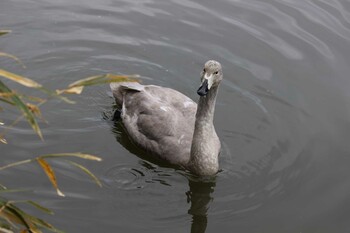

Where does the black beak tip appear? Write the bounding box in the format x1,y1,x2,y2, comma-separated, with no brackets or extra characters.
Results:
197,79,209,96
197,88,208,96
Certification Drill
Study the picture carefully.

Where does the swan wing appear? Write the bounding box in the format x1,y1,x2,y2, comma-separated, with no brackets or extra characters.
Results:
121,85,197,165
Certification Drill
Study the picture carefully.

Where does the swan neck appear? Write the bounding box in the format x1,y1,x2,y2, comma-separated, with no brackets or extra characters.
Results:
189,86,220,176
196,86,218,122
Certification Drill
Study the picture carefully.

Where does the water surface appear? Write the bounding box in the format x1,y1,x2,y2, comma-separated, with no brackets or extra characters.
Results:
1,0,350,232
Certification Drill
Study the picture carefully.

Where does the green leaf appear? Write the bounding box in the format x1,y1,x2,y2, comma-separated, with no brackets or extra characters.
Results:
0,96,15,105
64,160,102,187
19,201,53,215
0,30,11,36
40,153,102,161
0,159,32,171
0,189,29,194
25,215,63,233
5,202,52,233
0,200,62,233
0,153,101,172
0,80,43,140
1,204,32,231
10,202,62,233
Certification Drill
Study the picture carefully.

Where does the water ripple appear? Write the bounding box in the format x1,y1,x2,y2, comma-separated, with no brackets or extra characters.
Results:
278,0,350,41
102,164,149,190
101,162,178,191
229,0,334,58
226,16,303,59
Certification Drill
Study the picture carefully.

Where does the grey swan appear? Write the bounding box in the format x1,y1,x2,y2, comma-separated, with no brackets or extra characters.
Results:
110,60,222,176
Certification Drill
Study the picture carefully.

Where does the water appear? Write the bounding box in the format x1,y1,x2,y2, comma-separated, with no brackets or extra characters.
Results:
1,0,350,232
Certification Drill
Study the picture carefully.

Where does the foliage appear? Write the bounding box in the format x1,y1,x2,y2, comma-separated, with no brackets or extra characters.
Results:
0,29,138,232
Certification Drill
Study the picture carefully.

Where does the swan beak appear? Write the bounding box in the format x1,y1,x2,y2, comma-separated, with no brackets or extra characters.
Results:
197,74,214,96
197,79,209,96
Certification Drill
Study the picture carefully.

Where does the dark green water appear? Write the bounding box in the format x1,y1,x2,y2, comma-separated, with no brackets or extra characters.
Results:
2,0,350,232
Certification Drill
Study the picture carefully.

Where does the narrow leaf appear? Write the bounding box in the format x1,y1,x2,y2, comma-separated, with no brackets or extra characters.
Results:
5,203,43,233
2,205,32,231
40,153,102,161
0,226,14,233
5,201,61,233
0,80,43,140
68,73,139,88
26,103,42,118
21,201,53,215
0,97,15,105
0,69,41,88
0,92,15,97
24,216,62,233
0,137,7,144
36,158,65,197
0,201,17,229
19,94,45,103
0,91,16,105
0,159,32,171
36,86,76,104
0,189,29,194
56,86,84,95
65,160,102,187
0,30,11,36
0,52,25,68
0,212,16,231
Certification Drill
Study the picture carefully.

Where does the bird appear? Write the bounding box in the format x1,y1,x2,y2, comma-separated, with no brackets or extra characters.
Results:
110,60,222,176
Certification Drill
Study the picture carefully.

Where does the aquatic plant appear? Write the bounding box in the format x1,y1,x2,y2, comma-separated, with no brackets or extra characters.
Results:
0,29,137,232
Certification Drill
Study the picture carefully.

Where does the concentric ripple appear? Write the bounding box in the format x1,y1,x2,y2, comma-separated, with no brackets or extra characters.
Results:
102,164,149,190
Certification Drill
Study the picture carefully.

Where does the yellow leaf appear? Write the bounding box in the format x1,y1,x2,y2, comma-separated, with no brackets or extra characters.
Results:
0,92,15,97
0,131,7,144
26,103,42,118
0,209,19,228
19,94,45,103
0,226,15,233
0,52,25,68
68,73,139,88
40,153,102,161
36,158,65,197
0,136,7,144
0,80,43,140
56,86,84,95
0,69,42,88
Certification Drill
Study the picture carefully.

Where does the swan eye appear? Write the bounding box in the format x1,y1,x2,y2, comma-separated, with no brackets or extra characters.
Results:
203,68,206,72
214,71,219,75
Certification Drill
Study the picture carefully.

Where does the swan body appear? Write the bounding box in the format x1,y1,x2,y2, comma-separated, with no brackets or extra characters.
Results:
111,60,222,176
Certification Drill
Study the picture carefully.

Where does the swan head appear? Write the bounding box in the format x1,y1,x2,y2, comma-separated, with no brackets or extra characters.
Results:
197,60,223,96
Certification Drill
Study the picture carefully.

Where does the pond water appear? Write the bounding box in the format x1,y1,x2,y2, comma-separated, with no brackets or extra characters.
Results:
2,0,350,232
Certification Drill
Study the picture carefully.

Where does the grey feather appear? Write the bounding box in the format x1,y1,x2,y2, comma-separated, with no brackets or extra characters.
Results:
110,60,223,176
